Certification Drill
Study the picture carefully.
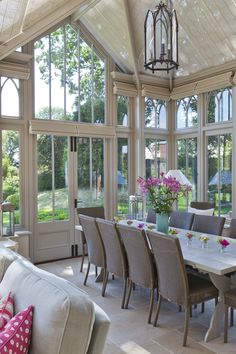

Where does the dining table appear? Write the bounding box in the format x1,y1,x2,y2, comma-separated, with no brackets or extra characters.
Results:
118,219,236,342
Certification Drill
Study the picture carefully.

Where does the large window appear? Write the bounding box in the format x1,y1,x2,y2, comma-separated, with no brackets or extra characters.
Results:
206,88,232,124
1,130,20,224
145,98,167,128
37,135,69,222
145,138,167,178
117,138,128,215
177,137,198,210
207,133,232,217
34,24,105,123
176,95,198,129
1,77,20,117
77,137,104,207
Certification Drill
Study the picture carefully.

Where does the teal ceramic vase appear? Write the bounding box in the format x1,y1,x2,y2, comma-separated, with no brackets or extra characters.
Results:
156,213,169,234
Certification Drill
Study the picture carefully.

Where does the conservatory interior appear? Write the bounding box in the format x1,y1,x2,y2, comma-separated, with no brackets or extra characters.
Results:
1,0,236,353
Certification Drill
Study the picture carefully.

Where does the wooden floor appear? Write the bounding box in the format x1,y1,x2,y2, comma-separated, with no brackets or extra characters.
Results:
38,257,236,354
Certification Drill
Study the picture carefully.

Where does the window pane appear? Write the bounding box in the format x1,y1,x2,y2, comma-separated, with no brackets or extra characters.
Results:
1,77,19,117
79,38,92,123
177,137,198,211
93,50,105,124
2,131,20,224
77,137,104,207
145,97,167,128
117,95,128,126
207,134,232,216
145,139,167,178
37,135,53,221
117,138,128,216
54,137,69,220
37,135,69,222
207,88,232,124
176,95,198,128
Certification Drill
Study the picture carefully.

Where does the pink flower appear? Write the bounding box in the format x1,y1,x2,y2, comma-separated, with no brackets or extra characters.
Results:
218,238,230,248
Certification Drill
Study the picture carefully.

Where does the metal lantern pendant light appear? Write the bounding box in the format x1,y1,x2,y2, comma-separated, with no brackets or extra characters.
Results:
144,0,179,73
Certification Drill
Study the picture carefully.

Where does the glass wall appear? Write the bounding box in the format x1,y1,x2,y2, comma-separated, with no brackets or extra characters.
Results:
117,138,128,215
37,135,69,222
145,138,167,178
207,133,232,217
117,95,129,126
1,77,20,117
206,88,232,124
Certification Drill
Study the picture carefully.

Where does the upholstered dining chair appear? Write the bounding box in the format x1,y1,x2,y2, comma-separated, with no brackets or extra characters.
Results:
96,218,129,308
191,214,225,236
116,224,157,324
78,214,106,295
147,231,218,346
190,201,215,210
146,208,156,223
77,207,105,272
169,211,194,230
224,288,236,342
228,218,236,239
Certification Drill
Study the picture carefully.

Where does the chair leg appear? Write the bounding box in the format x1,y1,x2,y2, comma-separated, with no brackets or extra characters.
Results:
224,305,229,343
84,261,90,286
121,278,128,309
201,302,205,313
112,274,115,280
153,293,162,327
95,266,98,277
124,279,132,309
230,307,234,327
190,306,192,318
80,244,85,272
148,288,155,324
178,305,182,312
102,270,109,297
183,306,190,347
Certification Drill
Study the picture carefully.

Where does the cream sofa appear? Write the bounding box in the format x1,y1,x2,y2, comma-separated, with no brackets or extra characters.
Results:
0,248,110,354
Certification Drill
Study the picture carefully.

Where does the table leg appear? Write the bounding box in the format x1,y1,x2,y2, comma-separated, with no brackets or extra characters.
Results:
204,273,231,342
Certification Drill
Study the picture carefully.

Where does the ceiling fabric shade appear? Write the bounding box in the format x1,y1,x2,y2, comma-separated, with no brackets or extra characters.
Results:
113,81,137,97
144,0,178,73
171,71,234,100
141,84,170,101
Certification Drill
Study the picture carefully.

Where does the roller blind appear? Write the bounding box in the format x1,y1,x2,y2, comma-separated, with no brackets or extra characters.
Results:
141,84,170,101
113,81,137,97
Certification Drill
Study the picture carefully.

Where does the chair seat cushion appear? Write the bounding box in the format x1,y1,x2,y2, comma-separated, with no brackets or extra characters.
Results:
224,288,236,308
188,274,218,304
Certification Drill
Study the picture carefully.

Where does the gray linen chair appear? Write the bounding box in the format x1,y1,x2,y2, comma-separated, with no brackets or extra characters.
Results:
228,219,236,239
78,214,106,295
224,288,236,342
147,231,218,346
190,201,215,210
77,207,105,272
169,211,194,230
191,214,225,235
116,224,157,324
146,208,156,223
96,218,129,308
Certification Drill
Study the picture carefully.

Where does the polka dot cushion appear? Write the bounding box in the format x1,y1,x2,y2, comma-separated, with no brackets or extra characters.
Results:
0,292,14,330
0,305,33,354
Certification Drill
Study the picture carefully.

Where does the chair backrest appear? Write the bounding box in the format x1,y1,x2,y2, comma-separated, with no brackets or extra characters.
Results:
116,224,156,289
169,211,194,230
96,218,128,278
228,218,236,239
191,214,225,235
190,201,215,210
77,206,105,219
147,231,188,305
78,214,105,267
146,208,156,223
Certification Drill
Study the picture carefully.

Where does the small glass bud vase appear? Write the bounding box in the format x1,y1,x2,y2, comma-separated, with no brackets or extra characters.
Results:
202,241,208,249
187,239,192,247
220,245,226,254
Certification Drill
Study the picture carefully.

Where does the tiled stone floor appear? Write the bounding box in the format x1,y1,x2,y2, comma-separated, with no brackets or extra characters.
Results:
38,257,236,354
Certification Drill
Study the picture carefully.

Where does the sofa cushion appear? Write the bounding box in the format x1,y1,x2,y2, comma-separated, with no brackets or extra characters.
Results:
0,292,14,329
0,248,18,282
0,259,95,354
0,305,33,353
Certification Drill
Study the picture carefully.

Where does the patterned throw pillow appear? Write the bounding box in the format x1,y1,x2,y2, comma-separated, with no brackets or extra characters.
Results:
0,305,33,354
0,292,14,330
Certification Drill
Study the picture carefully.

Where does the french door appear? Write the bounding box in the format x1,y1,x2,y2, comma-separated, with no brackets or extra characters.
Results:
34,135,104,262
